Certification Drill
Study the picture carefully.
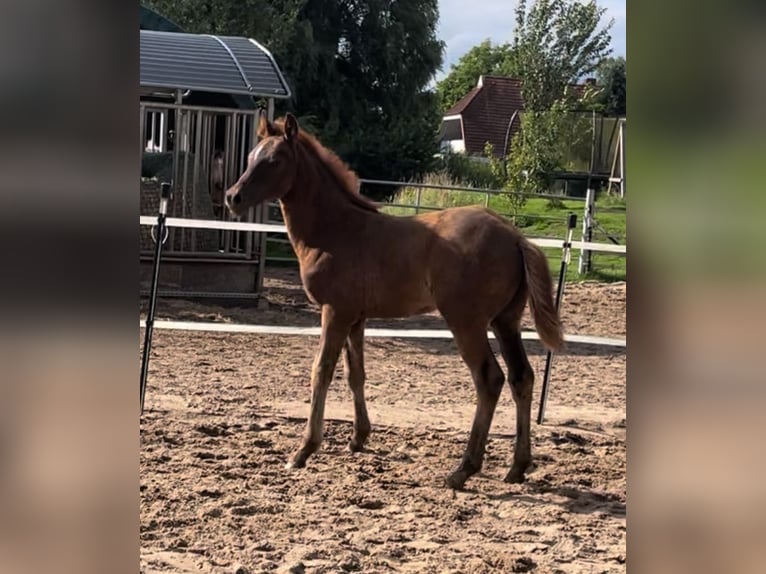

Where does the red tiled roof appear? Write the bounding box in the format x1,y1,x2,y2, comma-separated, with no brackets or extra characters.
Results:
444,86,482,116
444,76,525,158
441,75,595,158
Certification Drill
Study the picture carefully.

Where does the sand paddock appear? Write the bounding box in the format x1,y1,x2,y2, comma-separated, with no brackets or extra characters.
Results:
140,269,626,573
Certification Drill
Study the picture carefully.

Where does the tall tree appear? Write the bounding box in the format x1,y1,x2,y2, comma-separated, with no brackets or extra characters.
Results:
596,56,626,116
144,1,444,200
143,1,304,50
513,0,613,112
292,0,444,199
435,40,518,111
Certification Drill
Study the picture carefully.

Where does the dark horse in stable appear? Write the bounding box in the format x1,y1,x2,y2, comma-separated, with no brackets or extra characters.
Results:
224,114,563,489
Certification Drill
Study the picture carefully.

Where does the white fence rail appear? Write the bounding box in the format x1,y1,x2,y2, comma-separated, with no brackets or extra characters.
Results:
138,215,626,349
139,319,626,348
139,216,626,255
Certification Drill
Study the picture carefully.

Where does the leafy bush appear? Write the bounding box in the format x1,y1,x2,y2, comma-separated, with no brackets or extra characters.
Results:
434,151,505,189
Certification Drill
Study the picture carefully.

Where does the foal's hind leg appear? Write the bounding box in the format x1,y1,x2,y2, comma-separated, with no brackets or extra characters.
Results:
492,319,535,483
286,306,351,469
445,324,506,490
344,319,370,451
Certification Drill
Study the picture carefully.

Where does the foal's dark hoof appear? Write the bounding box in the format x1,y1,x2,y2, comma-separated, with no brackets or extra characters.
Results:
446,470,469,490
503,468,526,484
285,452,308,469
348,428,370,453
347,440,365,453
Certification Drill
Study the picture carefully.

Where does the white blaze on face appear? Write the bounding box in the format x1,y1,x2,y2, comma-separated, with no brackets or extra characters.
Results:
248,138,277,167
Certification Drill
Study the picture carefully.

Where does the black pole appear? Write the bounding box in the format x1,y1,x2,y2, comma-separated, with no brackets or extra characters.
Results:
537,212,577,424
140,182,172,415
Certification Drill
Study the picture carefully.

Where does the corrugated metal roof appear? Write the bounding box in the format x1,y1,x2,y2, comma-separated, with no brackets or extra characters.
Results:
140,30,291,99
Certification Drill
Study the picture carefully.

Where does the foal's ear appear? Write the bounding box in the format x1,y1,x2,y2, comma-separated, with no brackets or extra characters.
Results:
257,114,277,138
284,113,299,141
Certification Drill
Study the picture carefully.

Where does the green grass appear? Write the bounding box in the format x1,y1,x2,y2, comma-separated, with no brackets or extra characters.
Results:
382,183,626,282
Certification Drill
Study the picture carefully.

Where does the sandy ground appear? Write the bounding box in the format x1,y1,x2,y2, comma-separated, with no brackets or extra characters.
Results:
140,269,626,574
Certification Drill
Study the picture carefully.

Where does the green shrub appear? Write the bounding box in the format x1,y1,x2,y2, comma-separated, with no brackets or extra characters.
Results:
434,151,504,189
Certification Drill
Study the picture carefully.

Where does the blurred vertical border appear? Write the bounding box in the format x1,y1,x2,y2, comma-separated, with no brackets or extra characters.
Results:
0,1,137,574
630,0,766,572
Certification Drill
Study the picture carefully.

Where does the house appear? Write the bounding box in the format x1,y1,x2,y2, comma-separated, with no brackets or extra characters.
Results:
438,75,594,159
439,76,524,159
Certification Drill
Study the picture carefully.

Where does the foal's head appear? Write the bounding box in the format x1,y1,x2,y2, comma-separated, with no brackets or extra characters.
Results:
224,113,300,217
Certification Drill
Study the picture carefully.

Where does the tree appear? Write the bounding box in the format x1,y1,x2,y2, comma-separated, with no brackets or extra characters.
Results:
505,92,595,189
144,1,444,200
144,1,304,51
291,0,444,199
435,40,518,111
498,1,612,197
596,56,626,116
513,0,613,112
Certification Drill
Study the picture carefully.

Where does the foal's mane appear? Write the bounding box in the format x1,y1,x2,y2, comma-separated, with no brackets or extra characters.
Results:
273,119,378,213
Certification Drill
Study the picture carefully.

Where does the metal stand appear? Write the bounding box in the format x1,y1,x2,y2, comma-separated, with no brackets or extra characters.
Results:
537,212,577,424
140,182,172,415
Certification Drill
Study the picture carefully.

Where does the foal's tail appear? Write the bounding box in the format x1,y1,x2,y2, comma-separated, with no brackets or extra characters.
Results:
518,238,564,351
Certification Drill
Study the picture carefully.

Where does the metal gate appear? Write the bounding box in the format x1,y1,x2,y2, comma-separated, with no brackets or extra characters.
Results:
140,101,263,259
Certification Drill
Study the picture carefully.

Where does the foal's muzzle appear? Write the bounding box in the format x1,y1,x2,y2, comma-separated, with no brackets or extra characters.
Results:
224,187,243,215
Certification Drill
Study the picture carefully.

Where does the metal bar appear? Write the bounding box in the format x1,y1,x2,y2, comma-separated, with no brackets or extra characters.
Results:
383,203,579,223
138,252,253,262
206,34,254,92
360,178,582,202
169,91,182,249
140,102,273,114
239,114,254,258
537,212,578,424
578,188,595,274
501,109,520,174
159,111,167,152
140,182,173,414
139,289,262,300
224,113,234,253
243,113,256,260
255,109,269,292
200,112,212,219
180,109,191,252
191,109,203,251
231,112,242,253
246,40,293,99
586,110,596,192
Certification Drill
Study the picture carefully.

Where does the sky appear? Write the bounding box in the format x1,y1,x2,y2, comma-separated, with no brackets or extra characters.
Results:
435,0,626,81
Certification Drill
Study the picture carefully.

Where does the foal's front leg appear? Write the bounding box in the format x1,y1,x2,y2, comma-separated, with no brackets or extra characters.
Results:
286,306,351,469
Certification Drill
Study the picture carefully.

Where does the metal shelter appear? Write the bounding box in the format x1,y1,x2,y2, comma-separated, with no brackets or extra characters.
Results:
139,28,291,297
140,30,290,100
